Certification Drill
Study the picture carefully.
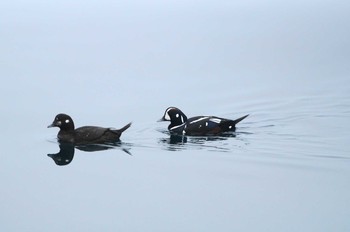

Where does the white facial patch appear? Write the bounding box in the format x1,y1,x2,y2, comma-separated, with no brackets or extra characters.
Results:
209,118,221,124
205,122,208,126
229,126,232,129
180,115,184,123
164,108,173,120
164,113,170,120
65,119,70,123
176,113,179,118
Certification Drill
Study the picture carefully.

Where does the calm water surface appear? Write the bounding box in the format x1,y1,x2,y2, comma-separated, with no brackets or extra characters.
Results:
1,1,350,232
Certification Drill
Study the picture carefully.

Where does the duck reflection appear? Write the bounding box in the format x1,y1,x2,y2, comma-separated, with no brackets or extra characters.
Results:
159,132,238,152
167,134,188,144
47,142,131,166
48,143,75,166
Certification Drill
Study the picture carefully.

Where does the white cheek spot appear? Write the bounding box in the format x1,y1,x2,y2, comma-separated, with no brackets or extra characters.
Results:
229,126,232,129
176,113,179,118
205,122,208,127
65,119,70,123
199,125,202,128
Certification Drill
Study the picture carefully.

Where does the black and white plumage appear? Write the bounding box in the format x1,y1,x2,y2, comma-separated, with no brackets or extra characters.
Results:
159,107,248,136
48,113,131,144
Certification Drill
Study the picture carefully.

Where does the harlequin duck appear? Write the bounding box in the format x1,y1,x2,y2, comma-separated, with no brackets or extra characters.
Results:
48,113,131,144
159,107,248,136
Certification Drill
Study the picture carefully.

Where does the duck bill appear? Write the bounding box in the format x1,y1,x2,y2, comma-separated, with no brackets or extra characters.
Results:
47,120,61,128
47,123,55,128
157,117,166,122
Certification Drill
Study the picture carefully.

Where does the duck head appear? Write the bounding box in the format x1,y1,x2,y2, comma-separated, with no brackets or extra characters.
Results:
159,107,188,128
48,113,75,131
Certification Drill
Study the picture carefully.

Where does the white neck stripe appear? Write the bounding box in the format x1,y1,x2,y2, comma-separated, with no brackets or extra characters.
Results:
170,123,185,130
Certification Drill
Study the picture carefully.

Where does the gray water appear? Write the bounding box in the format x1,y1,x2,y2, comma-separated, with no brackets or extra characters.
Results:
1,1,350,231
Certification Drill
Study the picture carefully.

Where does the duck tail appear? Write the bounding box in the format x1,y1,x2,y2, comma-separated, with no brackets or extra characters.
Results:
233,114,249,125
118,122,132,132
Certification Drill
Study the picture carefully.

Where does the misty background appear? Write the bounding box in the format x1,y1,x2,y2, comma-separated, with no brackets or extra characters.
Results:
1,1,349,231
